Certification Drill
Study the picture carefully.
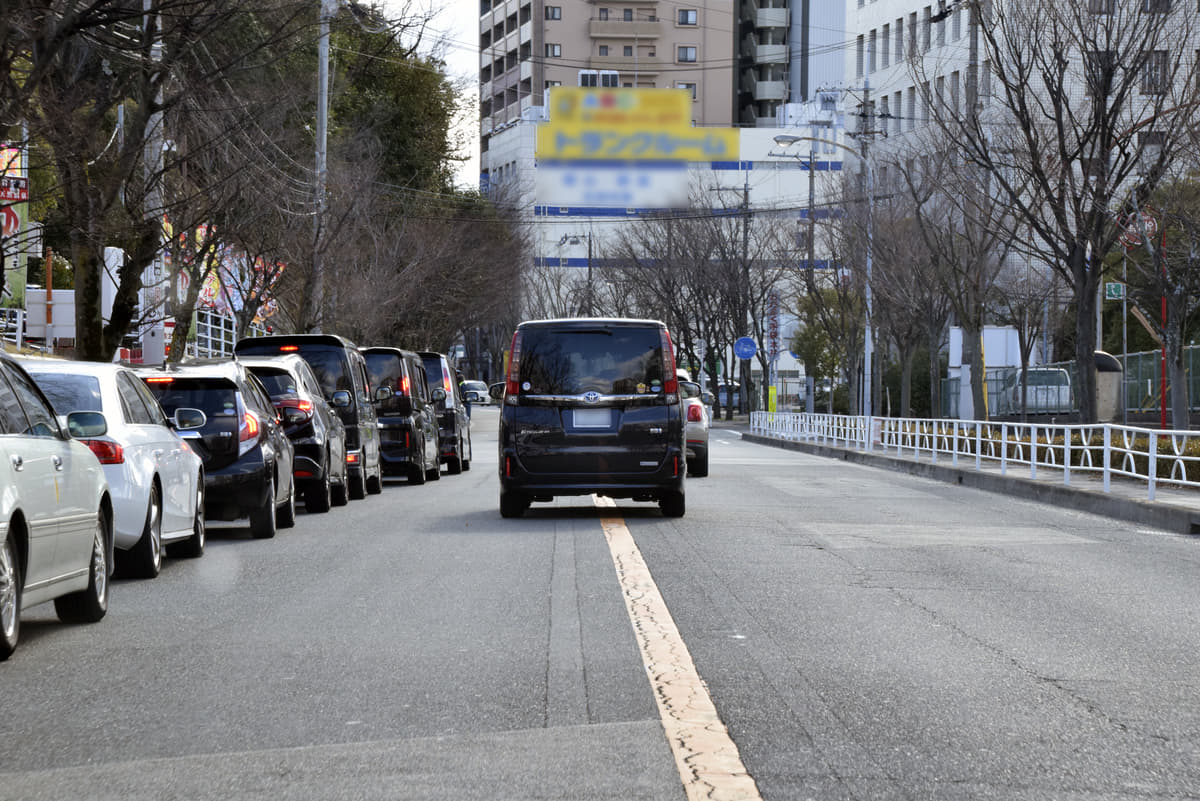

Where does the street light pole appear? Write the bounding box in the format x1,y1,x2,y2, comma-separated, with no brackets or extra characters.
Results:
305,0,337,334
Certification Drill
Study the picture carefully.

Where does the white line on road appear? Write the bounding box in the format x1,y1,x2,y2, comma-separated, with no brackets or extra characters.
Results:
593,495,763,801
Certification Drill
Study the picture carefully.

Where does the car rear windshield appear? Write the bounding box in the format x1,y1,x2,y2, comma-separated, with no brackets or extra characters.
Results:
238,343,350,399
364,352,411,416
519,326,665,396
28,373,102,414
247,367,299,401
143,378,238,419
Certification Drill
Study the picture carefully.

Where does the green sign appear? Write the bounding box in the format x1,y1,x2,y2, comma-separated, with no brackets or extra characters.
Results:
1105,282,1124,300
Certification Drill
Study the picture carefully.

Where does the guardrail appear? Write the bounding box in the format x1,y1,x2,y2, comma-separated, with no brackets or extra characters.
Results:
749,412,1200,501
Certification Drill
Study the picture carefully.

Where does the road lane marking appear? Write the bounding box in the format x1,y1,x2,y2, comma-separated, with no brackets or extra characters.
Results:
594,495,763,801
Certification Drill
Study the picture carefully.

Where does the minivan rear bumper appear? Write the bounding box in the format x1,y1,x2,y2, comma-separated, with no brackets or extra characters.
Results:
498,445,685,499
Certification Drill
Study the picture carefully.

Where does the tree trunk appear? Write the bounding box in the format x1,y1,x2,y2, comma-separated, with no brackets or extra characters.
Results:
1072,245,1098,423
900,346,914,418
1167,294,1189,430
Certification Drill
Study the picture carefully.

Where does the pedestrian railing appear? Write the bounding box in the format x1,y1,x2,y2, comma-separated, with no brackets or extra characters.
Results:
749,412,1200,501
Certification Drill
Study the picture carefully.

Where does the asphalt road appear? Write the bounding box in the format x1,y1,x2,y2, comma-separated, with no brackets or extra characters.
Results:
4,404,1200,800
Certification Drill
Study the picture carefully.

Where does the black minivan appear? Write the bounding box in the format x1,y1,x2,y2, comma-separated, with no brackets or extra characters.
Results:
234,334,383,500
362,346,443,484
497,318,686,518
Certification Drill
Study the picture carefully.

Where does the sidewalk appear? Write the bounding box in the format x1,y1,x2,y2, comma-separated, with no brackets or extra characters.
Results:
725,417,1200,535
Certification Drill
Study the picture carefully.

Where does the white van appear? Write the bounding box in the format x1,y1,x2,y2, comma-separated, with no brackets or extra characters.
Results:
998,367,1073,414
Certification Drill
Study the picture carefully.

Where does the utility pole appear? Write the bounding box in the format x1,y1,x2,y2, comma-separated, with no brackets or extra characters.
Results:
861,76,874,420
741,173,751,414
305,0,338,334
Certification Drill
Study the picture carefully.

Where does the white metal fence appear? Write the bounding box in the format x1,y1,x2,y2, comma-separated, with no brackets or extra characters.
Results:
750,411,1200,501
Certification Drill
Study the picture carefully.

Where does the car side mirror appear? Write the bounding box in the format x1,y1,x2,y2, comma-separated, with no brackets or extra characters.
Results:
172,407,207,430
430,387,447,402
489,385,504,401
330,390,351,408
66,410,107,439
374,386,393,402
283,407,307,426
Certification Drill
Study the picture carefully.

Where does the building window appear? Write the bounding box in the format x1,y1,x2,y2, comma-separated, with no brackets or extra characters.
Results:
1141,0,1170,10
1142,50,1169,94
1088,0,1115,12
579,71,598,87
624,8,633,20
599,45,609,56
624,45,633,56
678,8,697,25
868,30,876,73
546,43,561,58
599,8,608,20
1086,50,1116,95
921,6,931,53
601,71,619,87
895,18,904,63
856,35,864,77
545,80,561,89
676,81,697,99
678,46,697,62
545,5,561,19
881,24,890,68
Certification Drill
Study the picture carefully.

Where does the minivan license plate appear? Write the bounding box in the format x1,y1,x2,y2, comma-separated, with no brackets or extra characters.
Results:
573,408,610,428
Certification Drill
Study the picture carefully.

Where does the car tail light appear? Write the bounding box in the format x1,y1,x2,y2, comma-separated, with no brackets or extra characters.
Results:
238,408,260,457
346,450,361,466
275,398,313,424
686,402,704,422
280,345,299,352
144,376,174,385
660,328,678,400
505,329,522,402
399,374,410,395
82,439,124,465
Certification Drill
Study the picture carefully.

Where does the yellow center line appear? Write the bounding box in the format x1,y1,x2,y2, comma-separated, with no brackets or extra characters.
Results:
594,495,763,801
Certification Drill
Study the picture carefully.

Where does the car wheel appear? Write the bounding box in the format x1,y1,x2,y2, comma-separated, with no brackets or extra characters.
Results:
277,475,297,529
349,469,367,500
500,489,530,518
307,455,333,514
250,476,277,539
169,482,205,559
127,483,163,579
447,440,463,475
366,463,383,495
55,512,109,623
462,437,471,471
409,453,427,485
331,467,349,507
659,491,685,518
0,529,21,661
689,448,709,478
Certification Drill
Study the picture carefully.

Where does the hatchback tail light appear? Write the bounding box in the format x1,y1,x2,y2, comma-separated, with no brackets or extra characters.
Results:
238,408,261,457
505,329,522,401
82,439,124,465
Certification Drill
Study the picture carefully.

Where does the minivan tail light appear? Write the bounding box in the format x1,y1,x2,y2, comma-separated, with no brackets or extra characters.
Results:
660,328,679,399
83,439,124,465
505,329,522,402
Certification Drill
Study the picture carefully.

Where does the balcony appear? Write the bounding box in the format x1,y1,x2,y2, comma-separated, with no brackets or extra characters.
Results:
755,43,788,64
588,19,661,39
754,79,787,101
590,54,666,75
756,7,787,29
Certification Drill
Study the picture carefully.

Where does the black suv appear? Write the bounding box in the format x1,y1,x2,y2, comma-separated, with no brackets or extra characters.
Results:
362,347,442,484
498,318,686,518
419,351,472,475
234,335,383,500
239,353,350,513
139,360,296,539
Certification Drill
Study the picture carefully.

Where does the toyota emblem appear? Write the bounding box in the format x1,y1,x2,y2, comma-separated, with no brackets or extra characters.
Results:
582,391,601,404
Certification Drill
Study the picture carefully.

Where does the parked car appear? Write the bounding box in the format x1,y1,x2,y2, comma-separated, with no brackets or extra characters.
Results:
239,353,349,513
498,317,686,518
21,359,207,578
997,367,1073,415
138,360,296,539
678,379,710,478
460,380,489,405
235,335,383,500
361,346,442,484
0,352,114,661
420,351,472,474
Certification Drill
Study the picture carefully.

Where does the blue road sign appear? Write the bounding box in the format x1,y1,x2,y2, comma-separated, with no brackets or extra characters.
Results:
734,336,757,360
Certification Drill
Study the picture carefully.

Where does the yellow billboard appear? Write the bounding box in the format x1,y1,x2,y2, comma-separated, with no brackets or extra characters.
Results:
537,87,738,162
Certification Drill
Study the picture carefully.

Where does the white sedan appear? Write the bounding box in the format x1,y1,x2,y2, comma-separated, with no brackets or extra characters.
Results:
0,354,114,661
20,359,206,579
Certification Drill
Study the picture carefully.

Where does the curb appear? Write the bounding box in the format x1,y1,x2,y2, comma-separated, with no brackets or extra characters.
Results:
741,432,1200,536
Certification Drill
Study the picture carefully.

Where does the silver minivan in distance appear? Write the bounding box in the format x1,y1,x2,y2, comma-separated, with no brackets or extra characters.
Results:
497,318,686,518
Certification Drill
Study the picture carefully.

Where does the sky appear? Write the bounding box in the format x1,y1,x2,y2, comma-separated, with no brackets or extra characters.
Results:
432,0,482,189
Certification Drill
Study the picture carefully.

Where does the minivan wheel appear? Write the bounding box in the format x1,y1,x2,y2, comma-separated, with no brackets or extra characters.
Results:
307,457,333,514
500,490,530,518
409,456,427,485
659,491,685,518
366,465,383,495
447,442,463,475
349,470,367,500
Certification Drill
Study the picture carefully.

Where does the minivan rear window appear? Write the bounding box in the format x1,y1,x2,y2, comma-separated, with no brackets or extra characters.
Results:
519,327,665,396
143,378,238,419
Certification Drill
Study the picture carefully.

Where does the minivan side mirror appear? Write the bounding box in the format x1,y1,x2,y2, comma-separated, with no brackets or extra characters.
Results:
430,387,447,402
330,390,351,408
374,385,394,402
66,410,107,439
172,407,207,430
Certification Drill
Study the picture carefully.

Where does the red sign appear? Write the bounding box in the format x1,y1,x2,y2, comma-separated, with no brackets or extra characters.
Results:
0,206,18,237
1120,209,1157,250
0,176,27,203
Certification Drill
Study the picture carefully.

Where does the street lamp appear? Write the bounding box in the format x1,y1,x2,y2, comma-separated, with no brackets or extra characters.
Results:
771,132,875,418
558,233,593,316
